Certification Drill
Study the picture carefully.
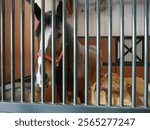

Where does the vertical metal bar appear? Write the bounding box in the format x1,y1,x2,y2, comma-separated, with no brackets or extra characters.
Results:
144,0,149,107
96,0,100,106
132,0,136,107
52,0,56,104
73,0,78,105
31,0,35,103
85,0,89,105
62,0,66,104
0,0,5,101
120,0,124,107
41,0,45,103
10,0,15,101
20,0,25,102
108,0,112,106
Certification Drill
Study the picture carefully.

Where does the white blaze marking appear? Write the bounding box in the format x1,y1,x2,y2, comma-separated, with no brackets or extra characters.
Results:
35,26,52,87
36,57,42,87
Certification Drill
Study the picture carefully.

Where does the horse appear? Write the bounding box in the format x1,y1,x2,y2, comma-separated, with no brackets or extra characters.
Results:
34,1,102,103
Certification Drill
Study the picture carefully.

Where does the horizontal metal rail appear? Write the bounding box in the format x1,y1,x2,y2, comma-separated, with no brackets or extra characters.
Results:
0,102,150,113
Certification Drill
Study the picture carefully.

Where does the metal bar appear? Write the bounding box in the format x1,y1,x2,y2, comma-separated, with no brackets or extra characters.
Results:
62,0,66,104
20,0,25,102
85,0,89,105
120,0,124,107
52,0,56,104
73,0,78,105
0,102,150,113
144,0,149,107
31,0,35,103
132,0,136,107
96,0,100,106
41,0,45,103
108,0,112,106
0,0,5,101
10,0,15,102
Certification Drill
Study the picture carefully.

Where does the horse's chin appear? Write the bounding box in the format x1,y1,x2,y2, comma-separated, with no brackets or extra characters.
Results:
44,81,51,88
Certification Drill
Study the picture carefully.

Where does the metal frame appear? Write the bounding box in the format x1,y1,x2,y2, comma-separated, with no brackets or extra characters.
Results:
116,36,144,64
144,0,149,108
0,102,150,113
0,0,150,113
62,0,67,105
30,0,35,103
1,0,6,102
10,0,15,102
84,0,89,105
96,0,101,106
20,0,25,102
108,0,112,106
73,0,78,105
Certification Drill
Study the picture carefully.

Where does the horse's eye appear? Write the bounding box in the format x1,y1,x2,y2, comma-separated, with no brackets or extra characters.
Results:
57,32,62,38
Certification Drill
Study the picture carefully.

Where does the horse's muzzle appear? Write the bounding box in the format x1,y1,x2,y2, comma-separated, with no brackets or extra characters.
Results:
35,72,49,88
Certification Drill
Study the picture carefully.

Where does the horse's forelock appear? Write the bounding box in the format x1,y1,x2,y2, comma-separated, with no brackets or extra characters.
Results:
35,11,62,39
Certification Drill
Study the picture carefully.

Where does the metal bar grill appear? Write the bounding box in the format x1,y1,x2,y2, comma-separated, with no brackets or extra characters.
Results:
30,0,35,103
41,0,45,103
132,0,137,107
20,0,25,102
108,0,112,106
96,0,100,106
73,0,78,105
52,0,56,104
0,0,150,113
120,0,124,107
10,0,15,102
84,0,89,105
0,0,5,101
144,0,149,107
62,0,66,104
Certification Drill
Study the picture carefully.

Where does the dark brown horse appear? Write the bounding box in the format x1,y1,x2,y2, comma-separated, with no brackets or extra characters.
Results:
34,1,102,103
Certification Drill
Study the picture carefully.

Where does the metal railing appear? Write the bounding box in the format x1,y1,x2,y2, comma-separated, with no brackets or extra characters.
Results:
0,0,150,113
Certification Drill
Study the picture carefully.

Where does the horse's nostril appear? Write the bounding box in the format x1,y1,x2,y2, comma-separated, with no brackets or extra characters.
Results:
44,73,48,82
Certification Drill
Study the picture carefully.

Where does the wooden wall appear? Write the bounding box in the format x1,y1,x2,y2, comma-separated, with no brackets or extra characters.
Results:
0,0,39,84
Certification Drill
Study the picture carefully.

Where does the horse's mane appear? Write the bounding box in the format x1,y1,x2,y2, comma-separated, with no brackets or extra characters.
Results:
66,23,74,47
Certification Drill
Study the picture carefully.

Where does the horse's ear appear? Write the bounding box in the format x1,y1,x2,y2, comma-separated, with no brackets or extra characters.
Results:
56,0,62,18
34,3,41,21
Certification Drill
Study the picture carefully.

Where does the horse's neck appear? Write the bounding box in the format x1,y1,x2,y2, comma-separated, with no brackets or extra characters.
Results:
66,24,83,58
66,26,74,74
59,24,84,81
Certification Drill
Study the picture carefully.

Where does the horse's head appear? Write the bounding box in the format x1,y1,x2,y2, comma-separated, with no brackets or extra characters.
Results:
35,1,63,88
